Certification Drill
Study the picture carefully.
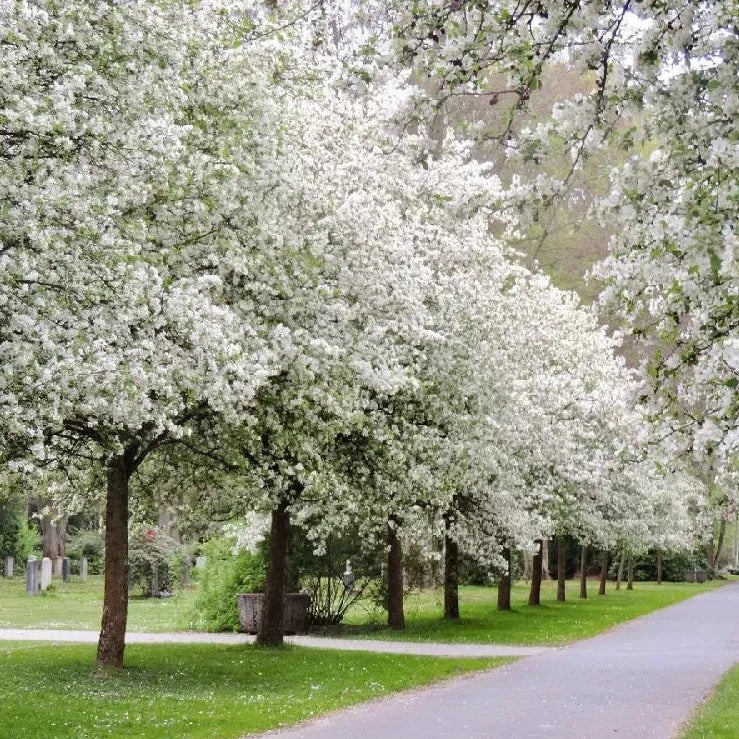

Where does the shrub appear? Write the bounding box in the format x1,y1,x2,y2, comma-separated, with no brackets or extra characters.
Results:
607,550,709,582
128,523,180,596
289,527,383,626
65,529,104,574
0,500,38,564
190,537,267,632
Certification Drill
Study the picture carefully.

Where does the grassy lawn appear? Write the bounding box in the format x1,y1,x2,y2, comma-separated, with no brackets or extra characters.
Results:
0,575,729,646
0,576,197,632
682,664,739,738
335,579,729,645
0,641,505,738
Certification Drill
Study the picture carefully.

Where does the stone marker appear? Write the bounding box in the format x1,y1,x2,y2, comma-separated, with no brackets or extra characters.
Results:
26,556,37,595
62,557,71,582
53,556,63,577
40,557,52,591
195,555,207,569
4,556,13,578
80,557,88,580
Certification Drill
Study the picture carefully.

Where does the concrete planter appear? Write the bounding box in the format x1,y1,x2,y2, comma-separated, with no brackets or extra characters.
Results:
237,593,311,635
684,569,708,583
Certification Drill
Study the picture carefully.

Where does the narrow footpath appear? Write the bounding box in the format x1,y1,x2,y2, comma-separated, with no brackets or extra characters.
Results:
0,627,549,658
259,581,739,739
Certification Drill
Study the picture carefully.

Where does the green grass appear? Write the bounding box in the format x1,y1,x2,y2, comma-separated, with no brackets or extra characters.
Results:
0,576,196,631
335,579,729,645
683,664,739,738
0,575,729,647
0,641,506,738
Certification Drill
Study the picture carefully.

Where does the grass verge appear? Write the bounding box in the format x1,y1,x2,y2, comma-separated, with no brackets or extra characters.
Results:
0,641,506,738
682,664,739,738
335,580,729,645
0,576,195,631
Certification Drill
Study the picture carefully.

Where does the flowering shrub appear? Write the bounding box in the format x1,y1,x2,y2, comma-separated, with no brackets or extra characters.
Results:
128,524,179,596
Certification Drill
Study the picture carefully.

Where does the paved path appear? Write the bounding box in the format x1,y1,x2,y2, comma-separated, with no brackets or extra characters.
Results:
0,628,550,658
259,582,739,739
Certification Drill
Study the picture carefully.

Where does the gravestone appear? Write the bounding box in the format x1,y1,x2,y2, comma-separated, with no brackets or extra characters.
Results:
62,557,71,582
80,557,88,580
40,557,52,591
195,555,207,570
53,556,63,577
4,556,13,578
26,556,37,595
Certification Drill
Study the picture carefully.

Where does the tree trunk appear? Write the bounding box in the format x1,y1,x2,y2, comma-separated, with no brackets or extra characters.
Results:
497,547,511,611
616,552,625,590
579,544,588,599
598,551,608,596
556,535,566,602
627,557,634,590
387,519,405,629
96,455,132,670
41,513,67,561
522,550,533,581
256,500,290,646
528,539,543,606
656,550,663,585
712,518,727,569
443,523,459,620
541,539,550,580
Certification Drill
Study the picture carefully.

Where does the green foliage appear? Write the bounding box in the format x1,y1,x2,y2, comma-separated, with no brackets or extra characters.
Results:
65,528,104,575
128,524,180,596
608,550,709,583
190,537,266,631
16,519,40,562
548,536,581,579
288,528,383,626
289,526,384,620
0,499,37,563
459,553,494,585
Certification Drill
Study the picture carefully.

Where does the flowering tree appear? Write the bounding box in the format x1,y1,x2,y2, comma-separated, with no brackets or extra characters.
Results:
0,0,301,667
382,0,737,462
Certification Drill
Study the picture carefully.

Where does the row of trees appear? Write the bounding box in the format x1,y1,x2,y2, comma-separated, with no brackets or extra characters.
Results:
1,1,734,668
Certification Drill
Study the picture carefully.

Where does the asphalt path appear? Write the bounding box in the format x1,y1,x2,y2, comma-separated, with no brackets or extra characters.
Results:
258,581,739,739
0,627,549,657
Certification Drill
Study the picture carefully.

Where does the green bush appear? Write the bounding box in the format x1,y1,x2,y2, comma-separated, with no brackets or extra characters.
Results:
0,500,38,564
607,550,709,582
128,523,180,596
66,529,104,574
289,527,383,626
190,537,266,632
